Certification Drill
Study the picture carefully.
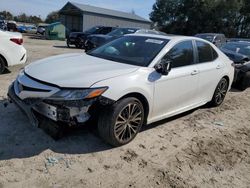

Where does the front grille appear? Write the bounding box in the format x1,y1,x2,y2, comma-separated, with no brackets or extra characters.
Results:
18,82,51,92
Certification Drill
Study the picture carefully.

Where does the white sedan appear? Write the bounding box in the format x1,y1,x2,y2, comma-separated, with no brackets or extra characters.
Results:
8,34,234,146
0,29,27,74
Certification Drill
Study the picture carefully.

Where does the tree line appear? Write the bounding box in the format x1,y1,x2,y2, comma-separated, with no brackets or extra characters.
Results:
150,0,250,38
0,11,59,24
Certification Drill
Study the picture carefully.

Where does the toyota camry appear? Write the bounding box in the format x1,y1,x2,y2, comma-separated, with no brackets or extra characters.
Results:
8,34,234,146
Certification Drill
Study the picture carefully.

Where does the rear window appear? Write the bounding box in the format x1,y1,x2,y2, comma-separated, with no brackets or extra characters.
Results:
196,41,218,63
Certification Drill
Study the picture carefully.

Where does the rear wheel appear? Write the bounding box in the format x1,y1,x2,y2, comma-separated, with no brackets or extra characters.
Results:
0,56,6,74
67,41,70,48
75,37,84,49
98,97,145,146
209,78,229,107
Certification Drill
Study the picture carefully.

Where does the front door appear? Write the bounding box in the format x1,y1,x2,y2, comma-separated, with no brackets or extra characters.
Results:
152,40,200,121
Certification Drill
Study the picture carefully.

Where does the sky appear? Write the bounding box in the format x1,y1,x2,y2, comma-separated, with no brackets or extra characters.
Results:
0,0,155,20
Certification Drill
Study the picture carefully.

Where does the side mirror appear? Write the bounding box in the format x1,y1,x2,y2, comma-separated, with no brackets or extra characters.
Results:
154,59,172,75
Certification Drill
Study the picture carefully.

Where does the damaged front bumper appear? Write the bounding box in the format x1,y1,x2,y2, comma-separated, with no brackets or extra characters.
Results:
8,82,97,127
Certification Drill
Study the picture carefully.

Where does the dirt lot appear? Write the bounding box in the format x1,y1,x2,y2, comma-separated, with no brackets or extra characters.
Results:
0,35,250,188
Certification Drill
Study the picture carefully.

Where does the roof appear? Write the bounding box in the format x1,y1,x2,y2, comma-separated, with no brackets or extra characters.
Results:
195,33,225,36
130,33,217,43
62,2,150,23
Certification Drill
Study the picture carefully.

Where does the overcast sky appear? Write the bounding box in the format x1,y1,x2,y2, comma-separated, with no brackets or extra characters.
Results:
0,0,155,20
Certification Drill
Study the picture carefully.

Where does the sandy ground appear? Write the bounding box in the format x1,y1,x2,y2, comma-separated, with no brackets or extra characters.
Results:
0,35,250,188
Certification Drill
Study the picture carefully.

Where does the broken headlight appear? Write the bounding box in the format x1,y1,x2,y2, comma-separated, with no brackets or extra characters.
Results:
48,87,108,101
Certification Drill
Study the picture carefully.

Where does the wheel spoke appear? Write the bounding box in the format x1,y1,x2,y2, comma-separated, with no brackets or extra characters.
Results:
115,123,125,131
114,101,144,143
117,126,126,138
131,117,142,123
128,124,137,133
130,104,135,116
118,114,126,122
128,126,132,139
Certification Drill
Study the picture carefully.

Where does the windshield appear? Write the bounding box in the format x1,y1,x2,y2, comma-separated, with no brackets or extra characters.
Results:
108,28,138,37
196,34,215,42
87,36,169,67
84,26,100,34
222,42,250,57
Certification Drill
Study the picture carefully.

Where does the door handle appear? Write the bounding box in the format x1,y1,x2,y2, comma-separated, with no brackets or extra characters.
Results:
191,70,199,75
216,65,222,69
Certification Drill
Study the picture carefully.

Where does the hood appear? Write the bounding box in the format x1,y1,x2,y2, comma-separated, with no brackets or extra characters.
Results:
24,53,139,88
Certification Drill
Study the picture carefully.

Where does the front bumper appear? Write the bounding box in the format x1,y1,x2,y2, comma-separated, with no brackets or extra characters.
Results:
8,82,94,126
8,83,39,126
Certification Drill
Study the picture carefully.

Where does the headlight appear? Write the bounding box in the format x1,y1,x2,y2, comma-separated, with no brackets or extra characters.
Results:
48,87,108,101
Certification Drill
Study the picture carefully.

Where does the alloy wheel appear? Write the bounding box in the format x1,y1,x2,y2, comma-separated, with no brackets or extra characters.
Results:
215,79,228,104
114,102,144,143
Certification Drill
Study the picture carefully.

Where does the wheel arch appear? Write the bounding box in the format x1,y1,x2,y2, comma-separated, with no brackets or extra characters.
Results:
118,92,150,125
222,75,230,84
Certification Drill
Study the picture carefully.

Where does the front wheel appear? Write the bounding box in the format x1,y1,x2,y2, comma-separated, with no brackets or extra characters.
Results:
209,78,229,107
98,97,145,146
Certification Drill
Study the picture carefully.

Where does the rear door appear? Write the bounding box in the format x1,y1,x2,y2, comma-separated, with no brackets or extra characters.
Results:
194,40,224,102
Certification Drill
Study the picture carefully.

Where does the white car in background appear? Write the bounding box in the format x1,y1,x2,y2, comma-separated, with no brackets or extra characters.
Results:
0,29,27,74
8,34,234,146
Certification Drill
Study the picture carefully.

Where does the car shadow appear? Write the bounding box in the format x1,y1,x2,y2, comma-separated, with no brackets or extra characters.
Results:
26,33,47,40
0,100,112,161
53,45,69,49
141,108,197,132
230,88,243,93
0,68,11,75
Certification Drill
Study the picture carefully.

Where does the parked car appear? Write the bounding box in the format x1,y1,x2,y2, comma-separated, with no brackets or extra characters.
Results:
0,29,27,74
8,34,234,146
228,38,250,43
7,21,18,32
195,33,227,47
26,26,37,34
220,41,250,90
84,28,139,51
67,26,116,49
85,28,167,52
136,29,167,36
0,20,7,30
37,25,47,35
17,25,28,33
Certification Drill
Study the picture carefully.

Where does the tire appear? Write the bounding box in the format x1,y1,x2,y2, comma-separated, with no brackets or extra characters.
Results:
98,97,145,146
209,78,229,107
237,72,250,91
75,38,82,49
67,41,70,48
0,56,6,74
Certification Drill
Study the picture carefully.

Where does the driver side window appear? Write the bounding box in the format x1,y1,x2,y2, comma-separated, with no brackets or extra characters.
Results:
163,40,194,68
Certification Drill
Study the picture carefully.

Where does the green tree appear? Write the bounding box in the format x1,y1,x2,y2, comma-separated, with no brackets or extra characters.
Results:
45,11,60,24
29,15,43,24
0,11,13,20
13,13,43,24
150,0,250,38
